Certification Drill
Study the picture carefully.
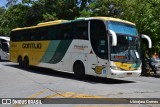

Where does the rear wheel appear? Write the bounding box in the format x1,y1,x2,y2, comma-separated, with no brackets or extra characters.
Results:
24,57,29,70
18,56,23,68
73,62,85,79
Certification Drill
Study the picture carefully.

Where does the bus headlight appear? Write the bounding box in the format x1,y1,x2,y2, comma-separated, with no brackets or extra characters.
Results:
110,66,121,70
137,67,141,70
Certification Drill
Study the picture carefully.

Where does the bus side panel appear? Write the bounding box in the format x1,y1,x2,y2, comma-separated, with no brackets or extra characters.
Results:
10,41,19,63
67,40,90,74
10,41,50,65
37,40,73,71
60,52,71,72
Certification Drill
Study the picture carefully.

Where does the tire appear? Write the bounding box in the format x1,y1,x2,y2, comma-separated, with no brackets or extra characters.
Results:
24,57,29,70
73,62,85,79
18,56,23,68
0,56,1,62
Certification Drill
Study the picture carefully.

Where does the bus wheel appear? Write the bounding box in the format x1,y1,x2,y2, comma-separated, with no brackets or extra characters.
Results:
0,56,1,62
73,62,85,79
18,56,23,68
24,57,29,70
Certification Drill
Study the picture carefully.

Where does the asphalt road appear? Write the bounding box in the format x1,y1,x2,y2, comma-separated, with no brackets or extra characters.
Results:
0,61,160,107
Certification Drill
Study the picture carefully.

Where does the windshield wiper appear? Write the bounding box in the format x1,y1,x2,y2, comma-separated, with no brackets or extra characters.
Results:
134,50,139,63
128,47,131,60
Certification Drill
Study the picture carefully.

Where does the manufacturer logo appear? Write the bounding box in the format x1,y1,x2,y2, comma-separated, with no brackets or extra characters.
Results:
74,45,88,50
92,66,105,74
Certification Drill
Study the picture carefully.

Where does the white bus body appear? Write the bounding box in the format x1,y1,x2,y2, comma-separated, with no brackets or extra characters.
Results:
10,17,152,78
0,36,10,61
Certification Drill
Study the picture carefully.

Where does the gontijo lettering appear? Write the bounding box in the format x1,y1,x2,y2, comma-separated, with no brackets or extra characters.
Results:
22,43,42,49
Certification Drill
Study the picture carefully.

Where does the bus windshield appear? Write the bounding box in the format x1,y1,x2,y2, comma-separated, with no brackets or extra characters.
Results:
108,21,137,36
2,42,9,53
107,21,141,63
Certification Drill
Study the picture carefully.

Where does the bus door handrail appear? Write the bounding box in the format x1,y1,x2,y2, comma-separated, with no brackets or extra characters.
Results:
109,30,117,46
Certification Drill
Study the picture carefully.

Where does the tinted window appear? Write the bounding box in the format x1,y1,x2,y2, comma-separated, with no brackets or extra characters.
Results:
10,21,88,41
10,31,20,41
60,23,73,40
2,43,9,53
21,30,30,41
36,28,48,40
73,21,88,40
30,29,37,41
48,23,73,40
48,25,62,40
108,21,137,36
11,30,30,41
90,20,108,59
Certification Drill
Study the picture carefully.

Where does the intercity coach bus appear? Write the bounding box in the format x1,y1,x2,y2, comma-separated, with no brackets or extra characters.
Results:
0,36,10,61
10,17,152,78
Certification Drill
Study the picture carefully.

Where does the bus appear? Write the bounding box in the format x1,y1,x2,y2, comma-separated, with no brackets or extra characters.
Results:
10,17,152,78
0,36,10,61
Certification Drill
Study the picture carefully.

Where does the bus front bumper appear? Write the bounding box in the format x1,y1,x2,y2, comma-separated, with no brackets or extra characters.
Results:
108,69,141,78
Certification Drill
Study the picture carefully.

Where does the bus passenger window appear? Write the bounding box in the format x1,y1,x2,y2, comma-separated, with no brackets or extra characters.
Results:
38,29,47,40
41,36,45,40
2,43,9,53
48,26,59,40
60,23,72,40
63,33,68,39
73,21,88,40
10,31,17,41
31,35,35,41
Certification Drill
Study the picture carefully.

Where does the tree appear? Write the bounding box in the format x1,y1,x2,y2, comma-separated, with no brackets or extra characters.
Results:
25,0,93,25
121,0,160,53
0,7,6,15
0,7,6,35
80,0,123,17
6,0,18,7
0,4,29,35
80,0,160,53
0,0,159,54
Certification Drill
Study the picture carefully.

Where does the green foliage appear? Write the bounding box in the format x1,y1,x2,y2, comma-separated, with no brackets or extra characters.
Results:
80,0,160,53
0,0,159,52
0,4,29,35
121,0,160,52
6,0,18,7
79,0,124,17
0,7,6,15
0,7,6,35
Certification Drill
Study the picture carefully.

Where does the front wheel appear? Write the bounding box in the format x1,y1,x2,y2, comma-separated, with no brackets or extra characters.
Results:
73,62,85,79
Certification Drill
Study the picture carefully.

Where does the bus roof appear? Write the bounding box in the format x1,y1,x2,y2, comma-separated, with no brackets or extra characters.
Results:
12,17,135,31
12,20,68,31
0,36,10,41
85,17,135,25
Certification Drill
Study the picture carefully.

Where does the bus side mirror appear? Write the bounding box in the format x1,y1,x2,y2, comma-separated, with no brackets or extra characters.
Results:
141,34,152,48
109,30,117,46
